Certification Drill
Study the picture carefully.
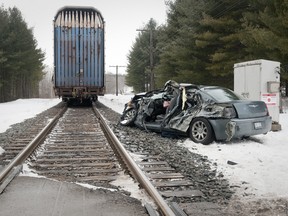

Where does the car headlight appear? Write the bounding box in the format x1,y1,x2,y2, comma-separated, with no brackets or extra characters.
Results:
223,107,237,118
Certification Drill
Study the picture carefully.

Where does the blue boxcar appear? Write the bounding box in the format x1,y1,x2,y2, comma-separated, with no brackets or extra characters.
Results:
53,6,105,102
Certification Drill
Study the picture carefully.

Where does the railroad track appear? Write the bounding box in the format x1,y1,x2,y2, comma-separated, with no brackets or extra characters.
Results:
0,104,172,215
30,107,119,183
0,103,66,164
96,102,226,216
0,103,224,215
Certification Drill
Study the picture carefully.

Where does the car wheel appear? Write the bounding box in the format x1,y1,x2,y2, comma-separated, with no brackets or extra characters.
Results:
189,118,214,145
120,108,137,126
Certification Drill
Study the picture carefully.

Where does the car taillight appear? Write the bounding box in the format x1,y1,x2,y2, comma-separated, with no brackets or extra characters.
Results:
223,107,237,118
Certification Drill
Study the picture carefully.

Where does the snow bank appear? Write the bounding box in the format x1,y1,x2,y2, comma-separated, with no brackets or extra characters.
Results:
0,98,61,133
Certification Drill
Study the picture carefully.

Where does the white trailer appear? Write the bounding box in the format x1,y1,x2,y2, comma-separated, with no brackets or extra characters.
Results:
234,59,281,130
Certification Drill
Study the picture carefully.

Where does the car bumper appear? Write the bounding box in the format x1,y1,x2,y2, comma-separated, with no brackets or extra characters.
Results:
208,116,272,141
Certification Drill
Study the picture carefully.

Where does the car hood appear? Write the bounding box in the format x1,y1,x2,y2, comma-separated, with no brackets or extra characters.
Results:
232,100,268,119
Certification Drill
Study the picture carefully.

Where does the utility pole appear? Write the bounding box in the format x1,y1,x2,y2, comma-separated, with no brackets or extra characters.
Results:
109,65,126,96
136,28,155,91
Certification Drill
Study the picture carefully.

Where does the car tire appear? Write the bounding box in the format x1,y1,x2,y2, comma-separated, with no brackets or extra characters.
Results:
189,118,214,145
120,108,137,126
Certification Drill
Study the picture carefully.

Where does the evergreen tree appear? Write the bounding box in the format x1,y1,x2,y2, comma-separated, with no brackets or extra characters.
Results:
0,6,9,100
126,39,148,92
241,0,288,94
195,0,251,88
126,19,159,92
0,6,44,102
155,0,207,87
127,0,288,93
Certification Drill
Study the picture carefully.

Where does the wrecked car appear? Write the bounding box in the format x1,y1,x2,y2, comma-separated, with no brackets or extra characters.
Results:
120,80,272,145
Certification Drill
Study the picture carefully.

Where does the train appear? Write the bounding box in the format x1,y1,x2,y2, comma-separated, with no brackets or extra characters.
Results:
53,6,105,103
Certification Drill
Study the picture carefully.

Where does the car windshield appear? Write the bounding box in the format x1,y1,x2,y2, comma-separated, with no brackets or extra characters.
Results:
202,87,242,102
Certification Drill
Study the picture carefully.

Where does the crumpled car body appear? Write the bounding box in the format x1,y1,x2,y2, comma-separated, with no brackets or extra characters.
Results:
120,81,272,145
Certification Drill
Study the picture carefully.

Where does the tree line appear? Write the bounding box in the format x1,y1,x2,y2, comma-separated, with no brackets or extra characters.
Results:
126,0,288,94
0,6,45,102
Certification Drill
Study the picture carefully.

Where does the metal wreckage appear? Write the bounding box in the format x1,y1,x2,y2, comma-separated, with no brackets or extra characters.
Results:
120,80,272,145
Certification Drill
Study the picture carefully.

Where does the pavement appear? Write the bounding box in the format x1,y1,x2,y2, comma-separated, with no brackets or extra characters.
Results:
0,175,149,216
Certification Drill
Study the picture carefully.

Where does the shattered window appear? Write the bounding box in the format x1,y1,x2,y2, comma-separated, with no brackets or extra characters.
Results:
202,88,242,102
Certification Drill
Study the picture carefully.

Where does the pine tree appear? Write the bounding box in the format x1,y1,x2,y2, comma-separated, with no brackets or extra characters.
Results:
194,0,251,89
126,19,159,92
241,0,288,93
0,6,44,102
155,0,208,87
128,0,288,92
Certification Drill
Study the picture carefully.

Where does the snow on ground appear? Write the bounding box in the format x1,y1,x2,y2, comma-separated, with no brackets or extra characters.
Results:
98,94,132,114
1,95,288,201
0,97,152,205
0,98,61,155
180,117,288,199
0,98,61,133
99,94,288,200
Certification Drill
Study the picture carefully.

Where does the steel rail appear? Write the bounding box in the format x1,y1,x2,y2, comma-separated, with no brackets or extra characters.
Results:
0,106,67,184
92,105,176,216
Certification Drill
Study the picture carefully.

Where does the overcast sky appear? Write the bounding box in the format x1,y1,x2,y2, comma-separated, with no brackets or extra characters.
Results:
1,0,168,74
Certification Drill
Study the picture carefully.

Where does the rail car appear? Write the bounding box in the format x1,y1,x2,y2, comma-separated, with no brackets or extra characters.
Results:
53,6,105,103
